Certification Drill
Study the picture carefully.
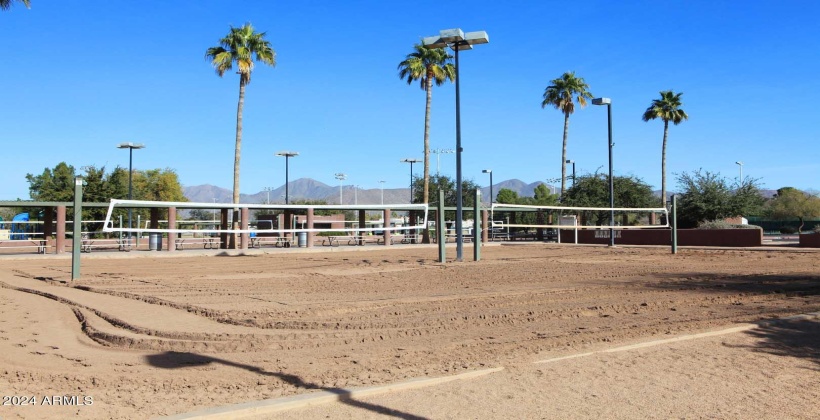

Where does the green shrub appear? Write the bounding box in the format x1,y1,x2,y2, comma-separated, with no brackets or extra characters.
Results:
779,226,797,234
316,231,347,237
697,220,762,230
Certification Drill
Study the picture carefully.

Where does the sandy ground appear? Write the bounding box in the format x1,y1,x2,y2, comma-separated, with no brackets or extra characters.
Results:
0,244,818,419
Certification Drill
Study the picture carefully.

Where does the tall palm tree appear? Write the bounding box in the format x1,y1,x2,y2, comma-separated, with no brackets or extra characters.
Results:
0,0,30,10
642,90,688,206
397,44,455,206
542,71,593,195
206,23,275,236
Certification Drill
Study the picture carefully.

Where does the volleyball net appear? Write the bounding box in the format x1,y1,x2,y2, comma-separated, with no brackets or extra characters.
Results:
101,199,429,236
489,203,669,230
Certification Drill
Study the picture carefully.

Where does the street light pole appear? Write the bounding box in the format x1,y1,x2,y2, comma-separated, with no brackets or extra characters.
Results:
117,142,145,241
482,169,493,222
430,148,455,175
735,161,744,185
423,28,489,262
334,173,346,204
378,180,385,205
276,151,299,204
566,160,576,188
592,97,615,247
401,158,421,203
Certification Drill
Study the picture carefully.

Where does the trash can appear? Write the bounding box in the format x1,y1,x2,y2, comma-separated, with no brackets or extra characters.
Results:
149,233,162,251
297,232,307,247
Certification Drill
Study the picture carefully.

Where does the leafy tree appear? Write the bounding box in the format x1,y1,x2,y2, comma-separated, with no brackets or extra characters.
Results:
765,187,820,233
675,169,764,228
133,169,187,202
206,24,276,213
562,173,656,225
26,162,77,202
81,165,115,227
532,183,558,205
642,90,689,206
398,44,455,206
542,71,593,195
412,175,479,208
0,0,29,10
495,188,519,204
107,166,130,201
188,209,214,221
25,164,187,229
82,166,112,203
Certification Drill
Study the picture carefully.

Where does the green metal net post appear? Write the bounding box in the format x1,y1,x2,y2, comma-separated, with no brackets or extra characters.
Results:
473,189,481,261
71,176,84,280
437,190,446,263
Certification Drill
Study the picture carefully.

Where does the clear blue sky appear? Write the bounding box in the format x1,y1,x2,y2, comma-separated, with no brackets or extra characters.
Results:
2,0,819,201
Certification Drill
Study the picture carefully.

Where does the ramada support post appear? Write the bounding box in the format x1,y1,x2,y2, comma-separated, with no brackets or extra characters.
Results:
167,207,176,252
219,209,229,249
306,208,314,248
383,208,391,246
358,210,366,246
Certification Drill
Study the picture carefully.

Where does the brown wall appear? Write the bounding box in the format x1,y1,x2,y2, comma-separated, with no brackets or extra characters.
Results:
799,233,820,248
559,228,762,247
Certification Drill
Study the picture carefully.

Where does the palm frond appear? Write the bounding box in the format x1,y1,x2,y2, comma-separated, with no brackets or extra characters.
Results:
541,71,592,116
0,0,30,10
397,44,455,90
206,23,276,81
642,90,689,124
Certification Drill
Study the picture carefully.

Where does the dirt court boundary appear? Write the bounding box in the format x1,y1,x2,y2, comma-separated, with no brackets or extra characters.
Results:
163,367,504,419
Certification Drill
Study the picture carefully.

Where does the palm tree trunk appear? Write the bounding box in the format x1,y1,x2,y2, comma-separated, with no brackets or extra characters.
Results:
561,113,570,195
231,76,246,249
661,120,669,207
421,75,433,244
423,75,432,205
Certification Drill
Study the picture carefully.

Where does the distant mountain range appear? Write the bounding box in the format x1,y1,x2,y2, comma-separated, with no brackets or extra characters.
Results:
183,177,552,205
183,177,782,205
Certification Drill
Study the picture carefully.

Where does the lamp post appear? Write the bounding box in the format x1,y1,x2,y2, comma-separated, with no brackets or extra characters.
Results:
263,186,272,204
566,160,576,188
592,97,615,247
735,161,744,185
276,151,299,204
423,28,489,262
430,148,455,175
378,180,385,205
546,177,561,195
482,169,493,222
401,158,421,203
334,173,346,204
117,142,145,240
354,185,359,205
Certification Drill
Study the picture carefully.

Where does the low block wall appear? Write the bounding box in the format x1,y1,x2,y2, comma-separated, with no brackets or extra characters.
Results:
799,233,820,248
559,228,762,247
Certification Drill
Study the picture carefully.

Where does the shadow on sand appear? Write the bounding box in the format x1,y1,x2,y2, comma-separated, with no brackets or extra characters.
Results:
647,272,820,365
146,351,428,419
648,272,820,296
742,318,820,367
